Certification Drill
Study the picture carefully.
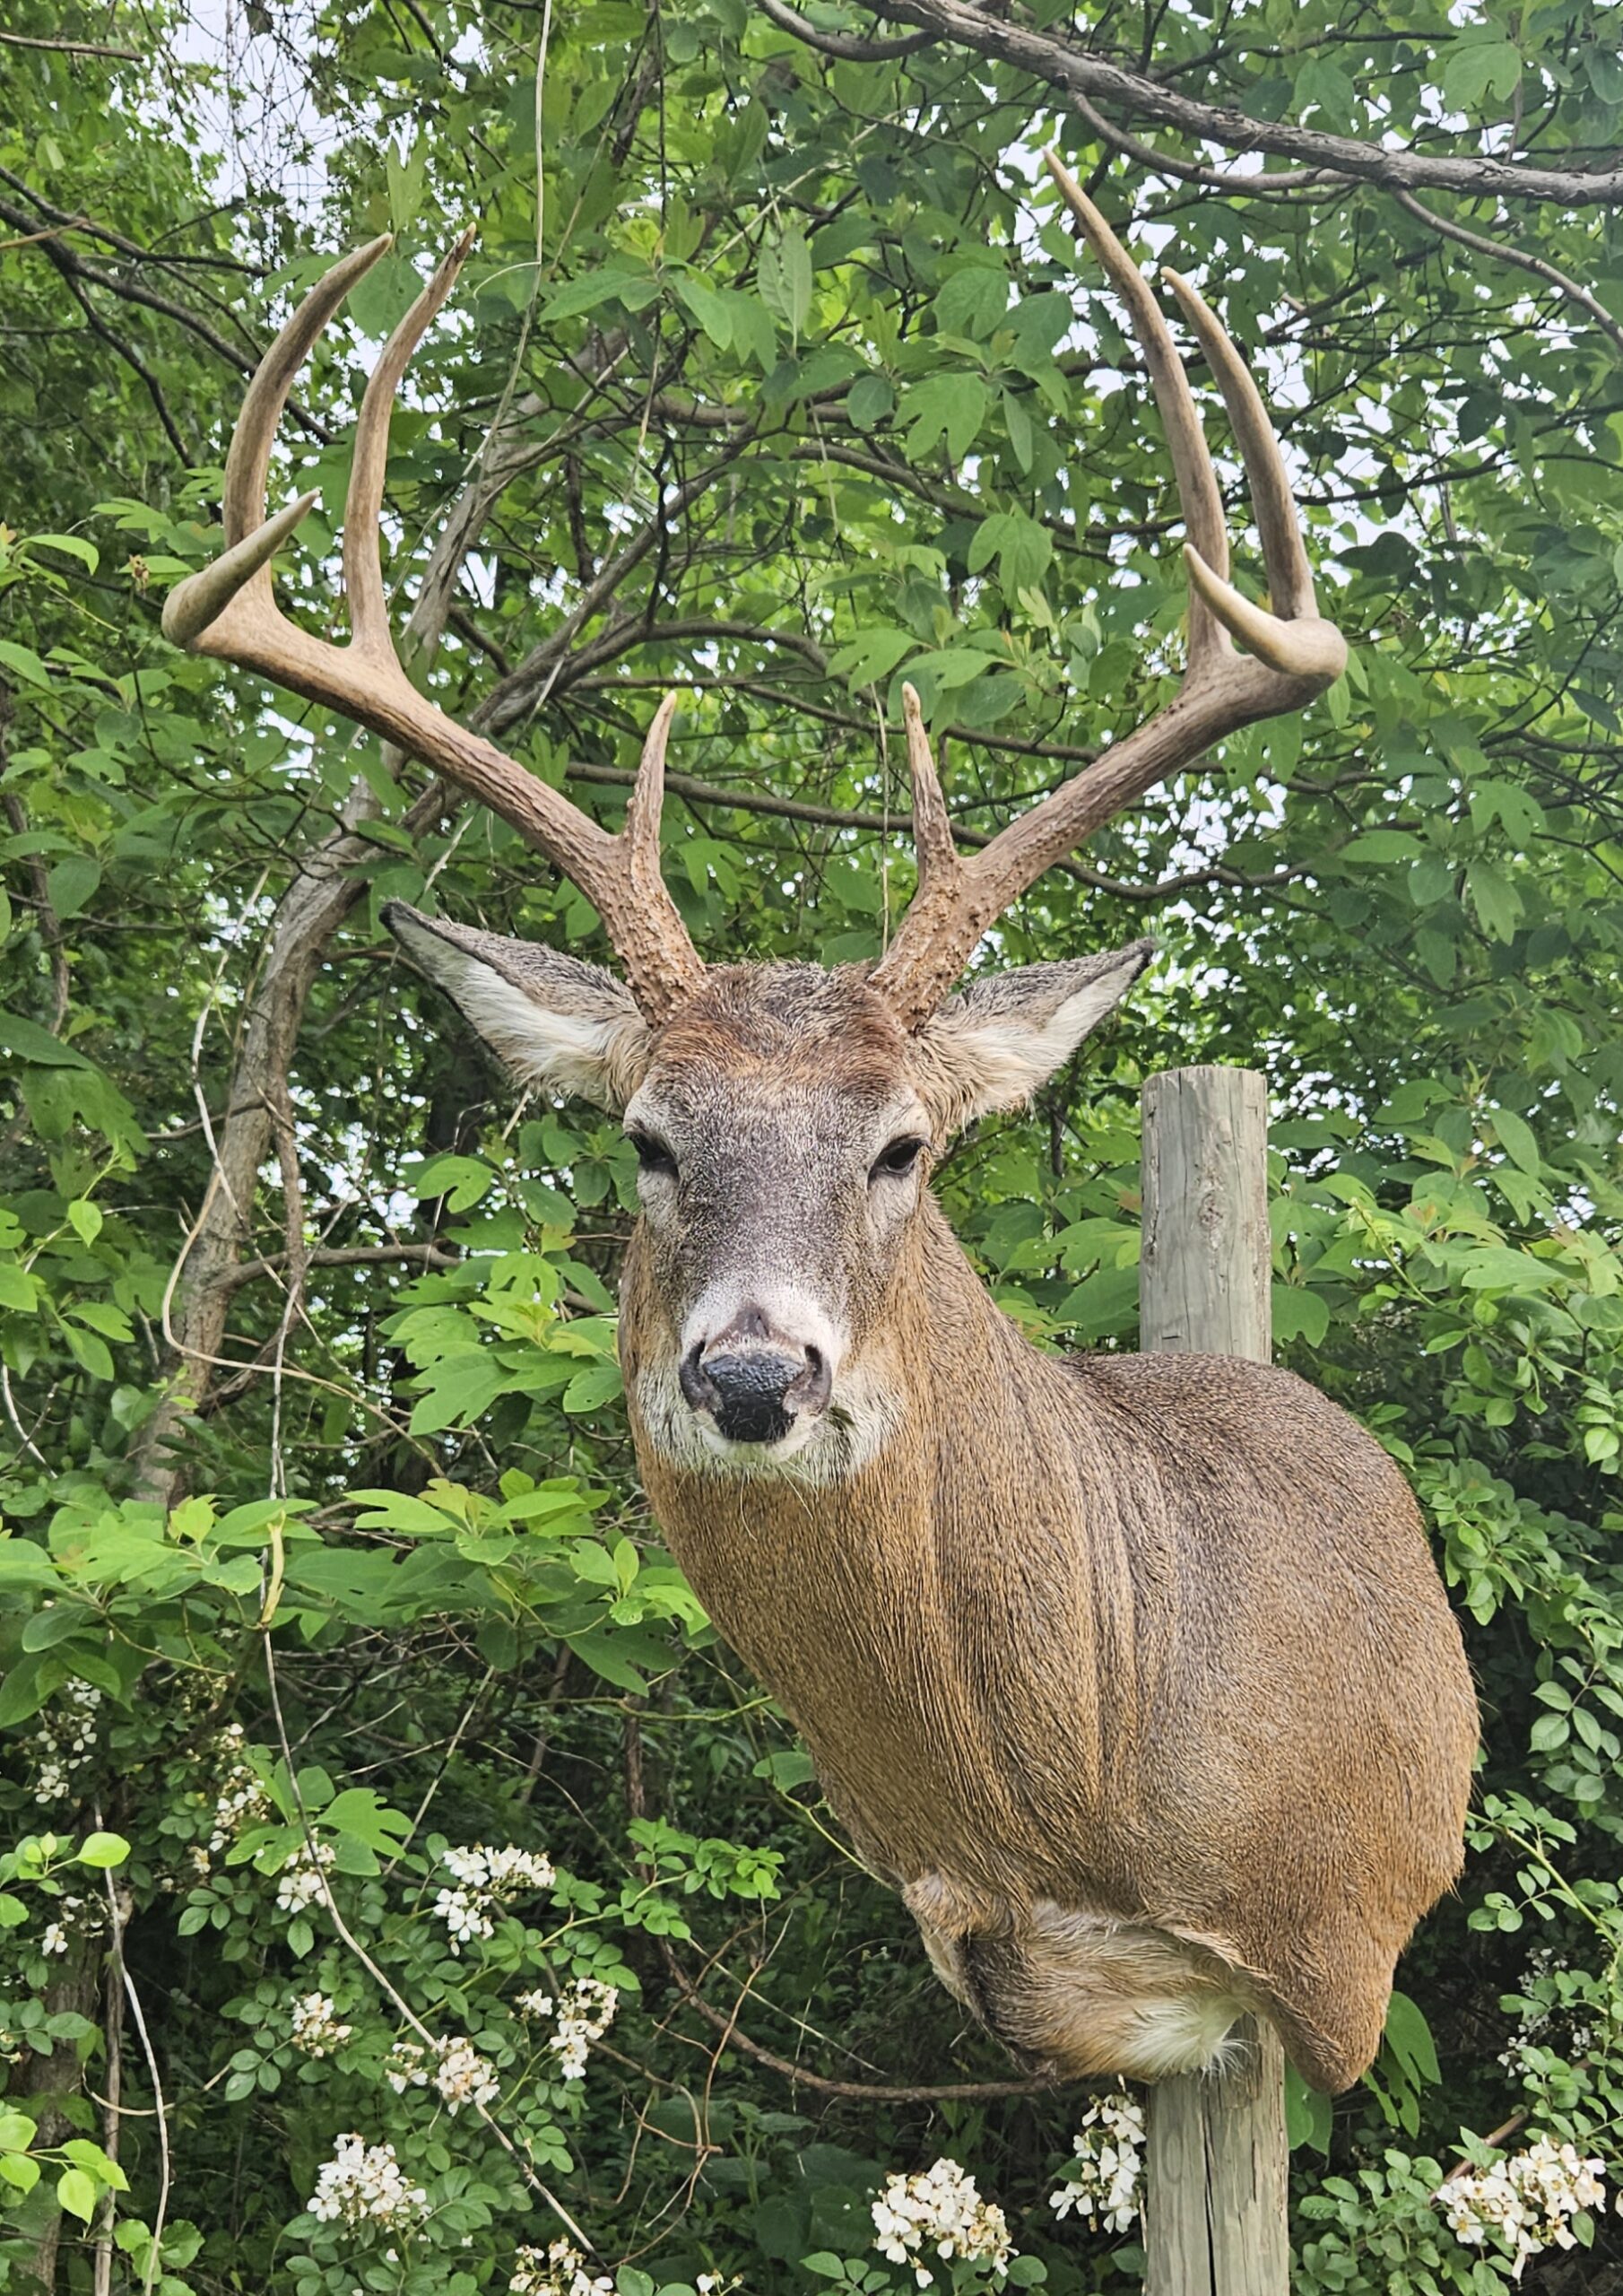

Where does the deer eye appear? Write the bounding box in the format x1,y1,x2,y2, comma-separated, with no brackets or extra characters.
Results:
871,1135,926,1183
628,1130,677,1180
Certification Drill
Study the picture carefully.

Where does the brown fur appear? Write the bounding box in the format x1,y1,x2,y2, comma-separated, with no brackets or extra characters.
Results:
616,975,1477,2095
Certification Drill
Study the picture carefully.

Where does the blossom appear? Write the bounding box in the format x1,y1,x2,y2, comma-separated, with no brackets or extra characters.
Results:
386,2033,499,2114
518,1976,621,2080
308,2133,429,2231
30,1682,101,1804
508,2238,613,2295
871,2159,1016,2289
1047,2090,1145,2235
38,1892,98,1960
1436,2136,1605,2279
275,1839,336,1915
209,1723,273,1852
431,1843,555,1954
290,1992,352,2057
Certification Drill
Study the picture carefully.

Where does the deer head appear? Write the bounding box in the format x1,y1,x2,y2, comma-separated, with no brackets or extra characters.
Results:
163,156,1347,1477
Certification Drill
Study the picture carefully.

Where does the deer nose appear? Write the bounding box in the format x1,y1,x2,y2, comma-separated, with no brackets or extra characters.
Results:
679,1315,831,1445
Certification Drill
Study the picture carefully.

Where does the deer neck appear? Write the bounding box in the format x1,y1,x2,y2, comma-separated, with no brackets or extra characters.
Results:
620,1199,1099,1886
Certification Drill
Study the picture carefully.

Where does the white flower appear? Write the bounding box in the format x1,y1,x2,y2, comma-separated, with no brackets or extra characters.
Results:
508,2236,613,2294
30,1682,102,1804
872,2158,1016,2288
385,2033,499,2113
1436,2136,1605,2279
520,1976,620,2080
275,1839,336,1915
290,1992,352,2057
308,2134,429,2231
1047,2090,1145,2235
431,1844,555,1955
431,2035,499,2113
40,1921,68,1956
209,1723,273,1851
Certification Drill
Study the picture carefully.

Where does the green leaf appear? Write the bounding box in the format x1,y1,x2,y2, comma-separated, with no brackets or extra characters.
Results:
26,533,100,574
0,2109,39,2152
542,264,659,322
75,1831,131,1870
56,2166,97,2221
933,264,1009,340
563,1360,624,1414
1271,1285,1330,1349
1491,1109,1541,1176
0,1009,90,1068
66,1199,103,1245
903,374,987,464
758,227,812,342
0,1264,38,1312
0,639,53,690
1382,1989,1440,2087
45,857,100,920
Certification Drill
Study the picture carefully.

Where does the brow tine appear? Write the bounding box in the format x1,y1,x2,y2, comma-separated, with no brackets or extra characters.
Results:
1163,267,1318,621
345,225,480,656
1043,152,1228,656
161,488,319,648
221,234,394,550
1184,545,1347,681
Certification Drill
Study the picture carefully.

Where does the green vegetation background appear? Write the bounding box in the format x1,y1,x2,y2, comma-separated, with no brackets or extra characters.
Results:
1,0,1622,2287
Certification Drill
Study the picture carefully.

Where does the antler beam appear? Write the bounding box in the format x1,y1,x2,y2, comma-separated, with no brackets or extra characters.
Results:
869,152,1348,1030
161,233,706,1022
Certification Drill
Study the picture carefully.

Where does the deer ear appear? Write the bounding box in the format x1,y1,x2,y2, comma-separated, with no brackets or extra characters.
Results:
912,940,1154,1134
384,901,653,1112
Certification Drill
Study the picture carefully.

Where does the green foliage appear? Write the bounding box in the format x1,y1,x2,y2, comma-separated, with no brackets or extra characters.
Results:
2,0,1622,2288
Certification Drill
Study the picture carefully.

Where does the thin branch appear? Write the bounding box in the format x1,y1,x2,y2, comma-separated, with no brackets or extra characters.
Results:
0,30,139,57
754,0,935,61
1391,187,1623,361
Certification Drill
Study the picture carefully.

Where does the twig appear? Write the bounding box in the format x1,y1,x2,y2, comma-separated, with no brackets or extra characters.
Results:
94,1824,169,2296
1391,187,1623,361
0,30,140,57
753,0,935,62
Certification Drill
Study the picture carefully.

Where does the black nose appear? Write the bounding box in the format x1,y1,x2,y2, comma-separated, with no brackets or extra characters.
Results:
680,1333,831,1445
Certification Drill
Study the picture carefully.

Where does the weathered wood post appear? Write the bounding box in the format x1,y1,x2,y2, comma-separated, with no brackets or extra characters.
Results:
1139,1065,1289,2296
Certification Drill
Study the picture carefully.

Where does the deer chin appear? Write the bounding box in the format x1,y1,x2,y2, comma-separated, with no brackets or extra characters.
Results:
630,1360,904,1486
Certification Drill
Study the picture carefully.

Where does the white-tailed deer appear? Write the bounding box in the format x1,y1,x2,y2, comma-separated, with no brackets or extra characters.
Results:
164,156,1476,2094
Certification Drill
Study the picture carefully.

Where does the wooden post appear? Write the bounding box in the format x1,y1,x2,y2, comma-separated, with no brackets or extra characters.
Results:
1139,1066,1289,2296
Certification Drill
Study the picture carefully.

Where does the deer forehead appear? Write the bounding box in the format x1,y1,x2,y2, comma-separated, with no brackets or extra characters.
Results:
631,964,925,1148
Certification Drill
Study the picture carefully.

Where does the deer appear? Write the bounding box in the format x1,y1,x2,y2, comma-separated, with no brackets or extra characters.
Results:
162,154,1477,2097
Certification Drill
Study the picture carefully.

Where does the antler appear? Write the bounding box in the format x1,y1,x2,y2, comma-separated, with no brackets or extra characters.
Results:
161,232,705,1022
869,152,1349,1030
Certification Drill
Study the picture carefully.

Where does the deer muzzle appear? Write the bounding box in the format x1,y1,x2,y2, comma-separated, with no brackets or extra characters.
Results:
679,1311,833,1447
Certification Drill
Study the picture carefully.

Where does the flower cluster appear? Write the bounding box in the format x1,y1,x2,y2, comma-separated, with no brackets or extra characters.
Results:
872,2159,1016,2289
290,1992,352,2057
385,2032,499,2114
431,1843,556,1953
517,1976,621,2080
1047,2090,1145,2235
308,2133,430,2231
275,1838,336,1915
1436,2137,1605,2279
508,2238,614,2295
30,1681,101,1804
39,1892,100,1958
209,1723,273,1853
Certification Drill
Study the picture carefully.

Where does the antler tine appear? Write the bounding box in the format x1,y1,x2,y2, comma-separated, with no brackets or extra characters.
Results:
624,690,680,892
224,236,394,551
901,683,960,888
1042,151,1228,664
161,232,707,1024
346,225,479,657
867,160,1350,1031
1162,270,1347,681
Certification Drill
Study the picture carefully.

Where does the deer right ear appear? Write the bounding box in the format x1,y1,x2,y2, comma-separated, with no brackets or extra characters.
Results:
384,902,652,1112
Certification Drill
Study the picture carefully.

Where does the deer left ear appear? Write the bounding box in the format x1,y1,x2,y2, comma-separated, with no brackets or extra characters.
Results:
912,940,1155,1135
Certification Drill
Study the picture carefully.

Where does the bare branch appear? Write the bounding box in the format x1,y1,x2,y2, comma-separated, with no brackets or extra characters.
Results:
1392,187,1623,360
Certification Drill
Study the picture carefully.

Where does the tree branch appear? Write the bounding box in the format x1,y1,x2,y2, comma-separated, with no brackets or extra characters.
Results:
834,0,1623,204
1391,187,1623,360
